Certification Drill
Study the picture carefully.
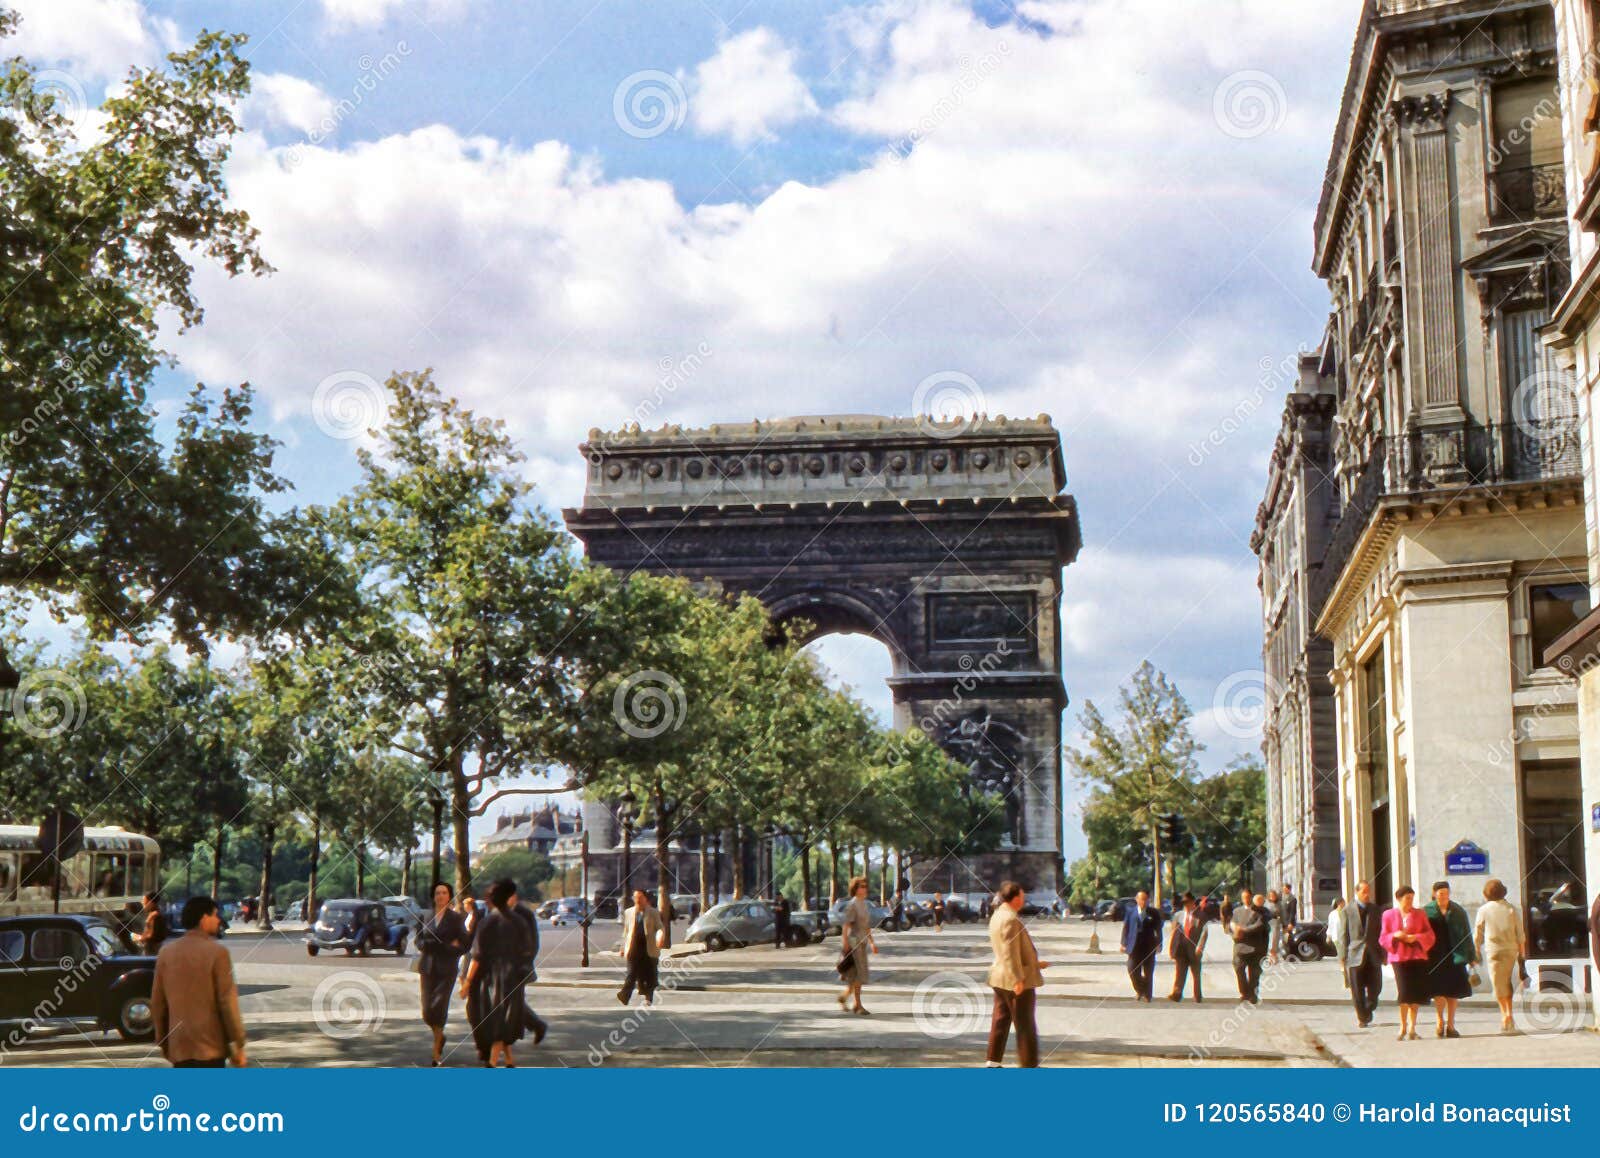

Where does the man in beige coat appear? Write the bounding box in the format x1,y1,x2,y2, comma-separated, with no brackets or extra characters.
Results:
986,880,1049,1068
150,896,246,1068
618,889,666,1007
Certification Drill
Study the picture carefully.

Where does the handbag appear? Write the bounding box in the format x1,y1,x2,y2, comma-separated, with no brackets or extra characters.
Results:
834,950,853,979
1467,964,1481,990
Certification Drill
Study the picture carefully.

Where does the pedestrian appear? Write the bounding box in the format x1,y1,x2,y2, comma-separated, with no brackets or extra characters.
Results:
836,876,877,1015
985,880,1049,1068
891,891,905,932
1228,888,1268,1004
979,893,992,921
773,893,792,949
1120,888,1163,1001
459,878,533,1067
1473,877,1525,1034
618,888,664,1006
1325,898,1346,965
931,891,946,932
1336,880,1384,1026
1167,891,1206,1003
1264,888,1282,964
136,891,169,955
1380,885,1435,1042
509,895,549,1041
1423,881,1475,1039
1280,884,1298,937
457,889,482,980
418,881,468,1066
150,895,246,1069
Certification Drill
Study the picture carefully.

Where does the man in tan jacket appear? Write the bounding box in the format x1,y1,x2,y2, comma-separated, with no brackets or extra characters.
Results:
150,896,246,1068
986,880,1049,1067
618,889,666,1007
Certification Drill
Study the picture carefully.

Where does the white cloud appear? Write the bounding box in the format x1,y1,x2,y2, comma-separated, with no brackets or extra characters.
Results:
690,28,819,146
4,0,177,81
249,74,338,136
319,0,473,30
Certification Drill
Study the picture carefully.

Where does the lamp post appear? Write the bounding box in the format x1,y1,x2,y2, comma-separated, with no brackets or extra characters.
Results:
426,778,446,888
617,789,637,923
580,828,590,968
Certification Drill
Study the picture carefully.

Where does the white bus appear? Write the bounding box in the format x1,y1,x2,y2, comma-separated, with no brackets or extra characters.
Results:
0,824,162,919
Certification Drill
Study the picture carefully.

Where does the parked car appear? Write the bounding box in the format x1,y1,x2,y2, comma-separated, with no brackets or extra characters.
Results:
1529,882,1590,956
549,899,589,927
0,914,156,1040
282,899,306,922
305,900,408,957
670,894,702,922
1021,895,1061,919
825,898,896,934
535,899,561,920
787,910,828,943
686,899,810,950
163,901,228,938
380,896,426,930
1284,920,1334,962
1093,897,1135,923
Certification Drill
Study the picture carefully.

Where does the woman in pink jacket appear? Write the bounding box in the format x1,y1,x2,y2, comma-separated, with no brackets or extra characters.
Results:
1380,885,1436,1041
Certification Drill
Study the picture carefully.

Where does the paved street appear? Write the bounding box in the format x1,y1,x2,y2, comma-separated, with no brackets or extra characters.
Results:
9,915,1597,1068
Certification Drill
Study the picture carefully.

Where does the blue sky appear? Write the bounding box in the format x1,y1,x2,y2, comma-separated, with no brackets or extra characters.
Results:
8,0,1364,861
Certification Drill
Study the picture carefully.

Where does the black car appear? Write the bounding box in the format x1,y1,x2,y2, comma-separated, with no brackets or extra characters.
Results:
0,914,157,1040
1284,920,1334,961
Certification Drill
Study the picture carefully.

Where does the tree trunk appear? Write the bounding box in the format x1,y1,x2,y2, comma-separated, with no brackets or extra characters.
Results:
210,825,224,899
307,815,321,923
799,842,812,916
356,842,366,897
401,846,412,898
829,840,839,904
879,854,889,903
731,824,745,899
451,764,472,896
257,821,275,929
1149,819,1163,911
655,792,673,949
697,836,709,917
863,845,870,895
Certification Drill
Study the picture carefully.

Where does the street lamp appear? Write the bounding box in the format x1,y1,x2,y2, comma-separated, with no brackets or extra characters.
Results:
425,778,446,888
617,790,637,923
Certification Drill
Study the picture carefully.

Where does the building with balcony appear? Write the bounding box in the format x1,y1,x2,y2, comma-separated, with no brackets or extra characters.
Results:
1252,357,1342,917
1262,0,1590,920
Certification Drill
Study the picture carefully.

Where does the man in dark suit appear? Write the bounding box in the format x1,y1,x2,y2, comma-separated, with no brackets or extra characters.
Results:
1228,887,1268,1003
510,896,548,1044
773,894,791,948
1167,892,1207,1003
1121,889,1164,1001
1334,879,1384,1028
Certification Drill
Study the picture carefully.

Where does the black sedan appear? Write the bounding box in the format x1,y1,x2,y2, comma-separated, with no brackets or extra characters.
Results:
0,914,157,1040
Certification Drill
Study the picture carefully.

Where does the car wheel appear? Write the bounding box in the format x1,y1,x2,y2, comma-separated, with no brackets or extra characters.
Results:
1293,939,1321,962
113,993,155,1041
706,932,728,952
307,945,319,957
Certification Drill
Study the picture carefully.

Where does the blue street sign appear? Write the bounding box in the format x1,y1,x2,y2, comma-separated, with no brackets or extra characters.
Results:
1445,839,1488,874
1592,802,1600,832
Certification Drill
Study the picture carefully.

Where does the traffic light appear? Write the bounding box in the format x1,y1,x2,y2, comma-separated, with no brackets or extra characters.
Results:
1157,812,1188,849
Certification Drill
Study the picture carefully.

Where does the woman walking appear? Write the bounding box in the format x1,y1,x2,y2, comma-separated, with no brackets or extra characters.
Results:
418,881,468,1066
459,879,533,1068
931,891,946,932
837,877,878,1016
1380,885,1435,1041
1473,878,1526,1034
1423,881,1476,1038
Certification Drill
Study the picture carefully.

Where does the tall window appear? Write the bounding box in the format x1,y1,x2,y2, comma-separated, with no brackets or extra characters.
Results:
1361,648,1393,903
1492,79,1563,218
1520,760,1586,954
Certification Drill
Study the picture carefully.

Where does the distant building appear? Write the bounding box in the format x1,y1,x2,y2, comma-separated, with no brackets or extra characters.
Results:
1251,356,1341,916
476,805,579,862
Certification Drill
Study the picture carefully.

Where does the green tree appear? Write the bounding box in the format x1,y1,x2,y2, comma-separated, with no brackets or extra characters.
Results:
1067,661,1201,908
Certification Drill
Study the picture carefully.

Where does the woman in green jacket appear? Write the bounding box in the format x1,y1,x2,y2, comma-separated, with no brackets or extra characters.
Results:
1424,881,1477,1038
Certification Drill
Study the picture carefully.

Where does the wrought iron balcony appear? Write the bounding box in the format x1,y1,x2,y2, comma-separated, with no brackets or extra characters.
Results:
1490,163,1566,220
1307,420,1582,617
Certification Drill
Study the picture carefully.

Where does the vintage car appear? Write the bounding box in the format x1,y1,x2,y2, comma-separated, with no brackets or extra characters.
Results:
0,914,156,1040
305,899,408,957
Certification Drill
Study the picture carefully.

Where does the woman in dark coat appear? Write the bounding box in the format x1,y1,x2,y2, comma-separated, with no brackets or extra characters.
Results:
459,879,532,1067
417,881,468,1066
1423,880,1476,1038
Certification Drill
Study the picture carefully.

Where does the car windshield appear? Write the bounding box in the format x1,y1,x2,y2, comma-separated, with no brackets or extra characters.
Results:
322,905,361,922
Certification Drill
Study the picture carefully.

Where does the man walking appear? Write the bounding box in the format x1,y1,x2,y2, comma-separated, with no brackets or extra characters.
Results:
1280,884,1298,938
1263,888,1281,963
510,891,549,1044
985,881,1049,1068
773,894,792,948
1228,888,1267,1004
618,889,665,1007
1120,889,1163,1001
1335,880,1384,1028
1167,892,1206,1003
150,896,246,1068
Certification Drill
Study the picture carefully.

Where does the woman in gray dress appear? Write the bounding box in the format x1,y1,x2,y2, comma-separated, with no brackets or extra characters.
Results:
837,876,878,1015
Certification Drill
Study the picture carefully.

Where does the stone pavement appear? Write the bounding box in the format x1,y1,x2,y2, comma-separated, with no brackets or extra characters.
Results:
7,916,1595,1067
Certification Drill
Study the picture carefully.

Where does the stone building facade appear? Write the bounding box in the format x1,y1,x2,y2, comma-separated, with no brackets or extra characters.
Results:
1261,0,1590,923
1251,357,1342,916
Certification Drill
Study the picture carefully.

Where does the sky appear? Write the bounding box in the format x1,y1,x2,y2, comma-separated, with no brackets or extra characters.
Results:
7,0,1363,862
